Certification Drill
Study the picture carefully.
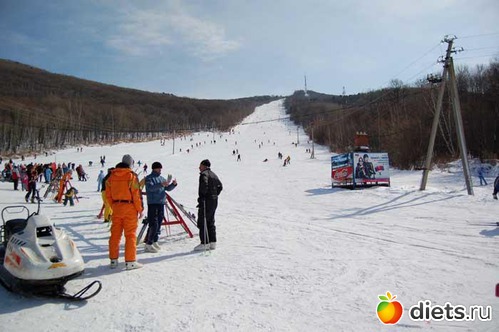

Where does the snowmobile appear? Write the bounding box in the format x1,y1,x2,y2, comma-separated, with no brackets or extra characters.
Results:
0,202,101,301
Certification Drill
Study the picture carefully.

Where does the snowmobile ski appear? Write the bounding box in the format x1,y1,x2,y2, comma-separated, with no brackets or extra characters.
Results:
56,280,102,301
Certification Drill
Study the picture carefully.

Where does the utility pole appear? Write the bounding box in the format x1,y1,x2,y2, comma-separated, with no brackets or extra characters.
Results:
304,75,309,98
172,130,175,155
420,38,452,191
420,35,473,195
310,122,315,159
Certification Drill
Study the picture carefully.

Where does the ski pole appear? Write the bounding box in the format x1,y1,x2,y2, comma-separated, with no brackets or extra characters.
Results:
203,200,210,252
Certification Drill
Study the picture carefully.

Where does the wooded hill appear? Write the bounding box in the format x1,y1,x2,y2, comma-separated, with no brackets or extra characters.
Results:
284,61,499,169
2,58,497,169
0,59,278,155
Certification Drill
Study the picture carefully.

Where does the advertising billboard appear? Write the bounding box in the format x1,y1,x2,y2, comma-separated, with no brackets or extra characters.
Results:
331,152,390,188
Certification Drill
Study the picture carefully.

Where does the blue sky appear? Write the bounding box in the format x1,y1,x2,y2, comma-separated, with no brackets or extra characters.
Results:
1,0,498,99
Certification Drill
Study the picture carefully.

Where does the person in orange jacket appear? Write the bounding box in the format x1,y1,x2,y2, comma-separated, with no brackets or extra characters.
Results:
105,154,144,270
55,170,73,203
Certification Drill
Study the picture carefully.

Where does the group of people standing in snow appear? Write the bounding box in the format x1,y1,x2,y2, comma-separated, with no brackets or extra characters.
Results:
3,145,224,271
1,160,88,204
103,154,222,270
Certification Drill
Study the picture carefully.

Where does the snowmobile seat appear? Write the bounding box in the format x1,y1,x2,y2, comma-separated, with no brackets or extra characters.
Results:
4,218,28,242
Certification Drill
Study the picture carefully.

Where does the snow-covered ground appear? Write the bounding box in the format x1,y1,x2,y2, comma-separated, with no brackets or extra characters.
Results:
0,100,497,331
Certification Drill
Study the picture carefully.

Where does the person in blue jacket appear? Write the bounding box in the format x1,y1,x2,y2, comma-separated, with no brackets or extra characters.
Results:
44,165,52,184
97,169,105,192
144,161,177,252
477,165,487,186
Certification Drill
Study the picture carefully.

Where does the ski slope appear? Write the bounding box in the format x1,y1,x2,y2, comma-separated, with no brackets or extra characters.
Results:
0,100,498,331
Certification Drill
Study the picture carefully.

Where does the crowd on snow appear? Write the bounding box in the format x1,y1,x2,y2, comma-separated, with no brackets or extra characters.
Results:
0,151,224,271
0,157,93,203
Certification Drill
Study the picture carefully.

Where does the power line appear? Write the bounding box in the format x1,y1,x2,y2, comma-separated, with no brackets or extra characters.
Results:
388,42,441,84
240,87,429,130
242,36,497,131
459,32,499,39
402,61,441,85
464,46,499,52
454,54,499,61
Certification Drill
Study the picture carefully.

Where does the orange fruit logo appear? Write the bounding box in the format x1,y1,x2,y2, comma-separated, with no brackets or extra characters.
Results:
377,291,403,324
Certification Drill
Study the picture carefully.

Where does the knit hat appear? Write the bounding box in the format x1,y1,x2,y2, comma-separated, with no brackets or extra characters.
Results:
200,159,211,167
152,161,162,169
122,154,134,167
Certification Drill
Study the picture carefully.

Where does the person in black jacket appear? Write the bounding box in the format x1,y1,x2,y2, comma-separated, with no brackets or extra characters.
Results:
24,165,38,203
194,159,223,251
493,175,499,200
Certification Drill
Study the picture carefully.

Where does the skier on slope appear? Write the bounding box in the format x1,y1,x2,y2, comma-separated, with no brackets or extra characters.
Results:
477,164,488,186
97,169,105,192
493,175,499,200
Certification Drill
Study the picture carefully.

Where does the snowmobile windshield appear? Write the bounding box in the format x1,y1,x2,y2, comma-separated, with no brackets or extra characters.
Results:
36,226,53,238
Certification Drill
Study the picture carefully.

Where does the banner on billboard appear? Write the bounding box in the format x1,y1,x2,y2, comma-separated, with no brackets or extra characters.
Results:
353,152,390,185
331,153,353,185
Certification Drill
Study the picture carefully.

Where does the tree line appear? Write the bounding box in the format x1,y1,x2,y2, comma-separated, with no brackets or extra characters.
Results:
0,59,278,155
284,61,499,169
